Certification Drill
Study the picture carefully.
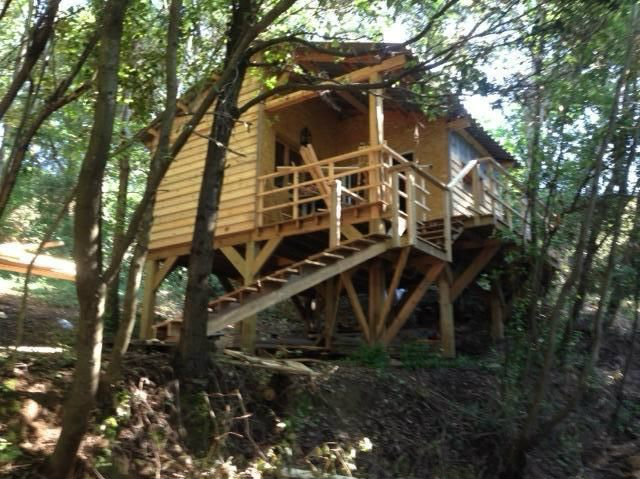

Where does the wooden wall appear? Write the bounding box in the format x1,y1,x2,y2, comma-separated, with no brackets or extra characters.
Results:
262,98,368,170
383,111,450,218
149,75,263,252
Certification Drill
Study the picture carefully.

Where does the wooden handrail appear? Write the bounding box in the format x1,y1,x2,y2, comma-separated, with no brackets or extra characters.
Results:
447,159,479,189
258,164,380,197
258,144,383,180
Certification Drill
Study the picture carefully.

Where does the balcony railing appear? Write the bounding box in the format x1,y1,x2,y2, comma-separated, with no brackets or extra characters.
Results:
255,142,535,256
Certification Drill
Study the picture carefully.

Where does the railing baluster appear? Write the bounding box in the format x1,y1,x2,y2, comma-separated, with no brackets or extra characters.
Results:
329,180,342,248
444,187,452,261
406,169,416,245
391,170,400,246
257,179,264,227
293,171,299,220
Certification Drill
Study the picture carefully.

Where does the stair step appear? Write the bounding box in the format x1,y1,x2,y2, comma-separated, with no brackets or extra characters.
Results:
304,259,326,267
322,251,346,259
333,244,360,252
263,276,288,283
218,297,239,303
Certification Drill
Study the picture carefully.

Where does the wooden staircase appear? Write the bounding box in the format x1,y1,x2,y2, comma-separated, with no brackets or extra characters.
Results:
415,218,465,250
206,234,391,335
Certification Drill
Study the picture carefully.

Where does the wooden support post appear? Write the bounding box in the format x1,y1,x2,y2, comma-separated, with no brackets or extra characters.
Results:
378,247,410,336
487,162,496,217
472,165,482,214
329,180,342,248
323,276,342,347
443,188,453,261
368,72,385,233
391,170,401,246
253,237,282,276
406,170,417,245
438,272,456,358
257,178,264,227
368,260,385,341
153,256,178,290
139,259,159,340
240,241,257,353
451,245,500,301
341,270,370,343
382,262,444,345
490,280,505,341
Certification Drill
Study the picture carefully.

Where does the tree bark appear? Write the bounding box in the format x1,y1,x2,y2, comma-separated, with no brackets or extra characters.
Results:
178,0,256,379
46,0,129,475
104,104,132,328
103,0,182,390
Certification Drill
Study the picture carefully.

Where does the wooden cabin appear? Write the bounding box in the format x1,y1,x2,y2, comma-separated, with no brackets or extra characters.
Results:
141,45,535,357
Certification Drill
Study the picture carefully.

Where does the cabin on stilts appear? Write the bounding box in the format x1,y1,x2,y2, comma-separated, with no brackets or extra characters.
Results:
140,43,542,357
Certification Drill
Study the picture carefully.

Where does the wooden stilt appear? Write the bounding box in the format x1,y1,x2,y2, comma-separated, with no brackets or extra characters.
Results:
323,276,342,347
438,273,455,358
240,241,257,353
342,270,370,343
490,279,505,340
378,247,410,336
368,260,385,341
451,245,500,301
139,259,159,340
382,262,445,345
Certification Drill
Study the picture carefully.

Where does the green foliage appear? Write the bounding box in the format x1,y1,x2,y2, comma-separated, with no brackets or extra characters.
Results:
398,341,432,369
348,344,389,369
0,435,21,465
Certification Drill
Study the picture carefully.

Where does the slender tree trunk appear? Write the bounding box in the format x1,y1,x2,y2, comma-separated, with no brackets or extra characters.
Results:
103,0,182,389
179,0,253,380
103,206,151,387
179,67,248,379
46,0,129,475
104,104,132,328
610,281,640,427
0,0,61,122
14,186,76,349
502,8,638,475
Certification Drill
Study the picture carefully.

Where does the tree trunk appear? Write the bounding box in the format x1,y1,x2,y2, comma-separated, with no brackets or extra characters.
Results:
179,0,254,380
104,104,132,329
102,0,182,390
46,0,129,475
502,6,638,476
179,66,248,379
102,206,151,388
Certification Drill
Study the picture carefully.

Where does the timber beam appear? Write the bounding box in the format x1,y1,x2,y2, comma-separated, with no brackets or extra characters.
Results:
140,256,179,340
381,261,445,345
265,55,406,112
450,245,500,301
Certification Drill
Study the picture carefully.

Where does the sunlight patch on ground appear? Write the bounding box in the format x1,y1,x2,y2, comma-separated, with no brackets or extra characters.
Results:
0,345,65,353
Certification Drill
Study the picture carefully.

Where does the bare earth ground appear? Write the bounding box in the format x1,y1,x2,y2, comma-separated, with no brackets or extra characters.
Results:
0,291,639,479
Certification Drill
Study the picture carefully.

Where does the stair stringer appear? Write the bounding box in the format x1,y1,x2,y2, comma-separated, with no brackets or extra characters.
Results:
207,240,391,335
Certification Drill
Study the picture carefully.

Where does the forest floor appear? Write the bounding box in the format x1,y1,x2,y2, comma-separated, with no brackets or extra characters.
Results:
0,290,639,479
